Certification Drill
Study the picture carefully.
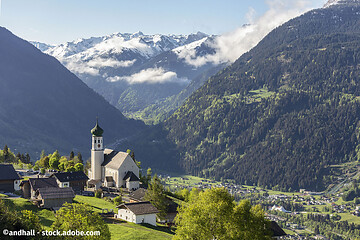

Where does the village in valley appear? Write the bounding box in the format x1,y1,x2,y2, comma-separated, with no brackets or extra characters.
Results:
0,120,359,239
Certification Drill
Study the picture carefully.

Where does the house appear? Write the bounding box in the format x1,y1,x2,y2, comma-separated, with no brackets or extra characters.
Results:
51,171,89,192
0,164,21,192
129,188,147,202
33,187,75,209
128,187,178,223
115,201,159,226
20,177,75,209
25,177,59,199
87,120,140,190
269,221,287,239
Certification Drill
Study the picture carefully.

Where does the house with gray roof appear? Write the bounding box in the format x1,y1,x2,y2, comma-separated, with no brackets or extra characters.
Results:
115,201,159,226
34,187,75,209
21,177,75,209
51,171,89,192
0,164,21,192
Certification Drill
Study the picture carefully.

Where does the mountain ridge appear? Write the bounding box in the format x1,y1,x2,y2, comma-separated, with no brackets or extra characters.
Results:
0,26,145,159
163,4,360,191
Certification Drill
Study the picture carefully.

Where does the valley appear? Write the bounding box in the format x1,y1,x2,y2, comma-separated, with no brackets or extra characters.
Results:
1,0,360,239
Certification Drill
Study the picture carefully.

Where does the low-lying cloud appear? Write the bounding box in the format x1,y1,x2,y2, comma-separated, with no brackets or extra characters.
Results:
63,58,136,76
107,67,189,84
178,0,313,67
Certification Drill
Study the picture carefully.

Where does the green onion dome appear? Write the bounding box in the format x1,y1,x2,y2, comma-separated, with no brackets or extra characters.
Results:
91,119,104,137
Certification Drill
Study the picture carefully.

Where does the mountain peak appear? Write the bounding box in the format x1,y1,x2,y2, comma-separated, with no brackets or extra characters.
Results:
324,0,360,8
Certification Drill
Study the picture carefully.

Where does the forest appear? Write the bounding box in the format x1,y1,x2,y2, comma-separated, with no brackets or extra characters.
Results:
162,5,360,191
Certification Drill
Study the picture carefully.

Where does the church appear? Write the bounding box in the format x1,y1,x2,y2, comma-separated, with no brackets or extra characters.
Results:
88,120,140,190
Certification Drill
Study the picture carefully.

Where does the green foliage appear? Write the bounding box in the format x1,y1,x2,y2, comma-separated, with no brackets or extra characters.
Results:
95,189,102,199
113,196,122,206
0,199,45,240
40,168,45,174
51,203,110,240
144,174,168,219
174,188,271,240
74,163,84,172
65,166,76,172
49,150,60,170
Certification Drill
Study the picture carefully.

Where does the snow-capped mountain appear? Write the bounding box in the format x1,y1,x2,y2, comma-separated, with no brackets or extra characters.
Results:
324,0,360,8
31,31,222,119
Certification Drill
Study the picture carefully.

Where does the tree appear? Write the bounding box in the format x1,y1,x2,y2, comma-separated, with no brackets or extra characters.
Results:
77,152,83,164
3,145,9,162
69,151,74,160
113,196,122,206
51,203,110,240
39,156,50,169
25,153,31,164
174,188,272,240
66,166,76,172
74,163,84,172
49,150,60,170
40,168,45,175
0,199,45,240
95,189,102,198
40,150,46,160
144,174,168,219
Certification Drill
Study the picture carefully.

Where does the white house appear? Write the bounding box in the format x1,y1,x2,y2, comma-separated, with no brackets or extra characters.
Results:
88,119,140,190
115,201,159,226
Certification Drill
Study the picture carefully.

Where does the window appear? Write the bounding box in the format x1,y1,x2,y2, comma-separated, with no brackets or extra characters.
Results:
94,140,96,143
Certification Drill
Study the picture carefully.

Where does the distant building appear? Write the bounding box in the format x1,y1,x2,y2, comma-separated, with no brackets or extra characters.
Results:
87,120,140,190
0,164,21,192
51,171,89,192
115,201,159,226
271,205,291,213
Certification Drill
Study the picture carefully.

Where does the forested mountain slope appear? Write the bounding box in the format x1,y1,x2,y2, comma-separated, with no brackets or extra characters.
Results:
0,27,145,158
165,3,360,191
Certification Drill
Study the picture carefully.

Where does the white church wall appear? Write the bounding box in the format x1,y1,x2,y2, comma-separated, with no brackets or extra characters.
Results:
126,181,139,191
119,155,140,188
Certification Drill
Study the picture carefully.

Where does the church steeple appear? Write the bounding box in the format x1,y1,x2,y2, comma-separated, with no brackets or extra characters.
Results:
90,118,104,180
91,118,104,137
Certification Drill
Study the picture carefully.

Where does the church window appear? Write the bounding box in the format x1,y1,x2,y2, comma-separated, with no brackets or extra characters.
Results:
94,140,96,143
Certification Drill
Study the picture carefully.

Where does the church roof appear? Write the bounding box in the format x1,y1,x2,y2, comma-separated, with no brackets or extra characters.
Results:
123,171,140,182
102,149,130,170
91,119,104,137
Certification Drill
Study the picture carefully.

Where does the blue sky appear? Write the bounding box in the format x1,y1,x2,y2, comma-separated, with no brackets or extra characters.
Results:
0,0,326,44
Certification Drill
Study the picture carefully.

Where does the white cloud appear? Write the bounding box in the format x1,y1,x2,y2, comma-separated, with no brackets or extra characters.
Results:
64,61,99,76
177,0,313,67
106,67,189,85
87,58,136,68
62,58,136,76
